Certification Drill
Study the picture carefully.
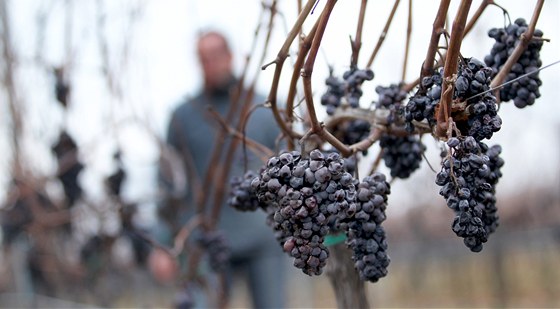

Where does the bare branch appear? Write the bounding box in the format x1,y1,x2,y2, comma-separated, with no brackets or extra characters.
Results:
349,127,383,154
206,106,275,161
368,149,385,176
420,0,450,92
300,0,356,156
207,1,280,232
263,0,317,141
172,215,204,257
402,0,412,82
490,0,545,101
366,0,401,68
350,0,368,68
436,0,472,138
0,0,23,173
463,0,493,37
285,19,320,146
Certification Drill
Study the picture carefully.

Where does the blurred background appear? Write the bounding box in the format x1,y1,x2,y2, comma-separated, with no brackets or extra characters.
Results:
0,0,559,308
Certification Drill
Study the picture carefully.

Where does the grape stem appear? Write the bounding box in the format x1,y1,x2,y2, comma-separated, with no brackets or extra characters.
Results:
285,18,320,150
262,0,317,142
205,106,275,161
171,215,204,257
489,0,545,102
350,0,368,68
324,106,408,129
302,0,337,131
302,0,356,156
402,76,420,92
192,8,267,217
436,0,472,139
401,0,413,82
463,0,494,37
366,0,401,69
0,1,23,173
167,117,203,216
241,103,278,170
420,0,450,93
421,149,438,174
182,3,275,296
208,1,278,231
350,127,384,154
412,0,492,92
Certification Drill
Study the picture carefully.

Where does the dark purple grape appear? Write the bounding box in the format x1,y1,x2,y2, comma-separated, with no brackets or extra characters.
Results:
228,170,262,211
345,173,391,282
251,150,360,276
435,136,503,252
196,230,231,273
484,18,544,108
379,135,426,179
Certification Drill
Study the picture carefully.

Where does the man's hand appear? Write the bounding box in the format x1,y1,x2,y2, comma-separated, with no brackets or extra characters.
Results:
148,248,178,284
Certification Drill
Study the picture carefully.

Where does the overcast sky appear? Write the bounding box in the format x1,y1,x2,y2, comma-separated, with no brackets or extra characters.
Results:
1,0,559,227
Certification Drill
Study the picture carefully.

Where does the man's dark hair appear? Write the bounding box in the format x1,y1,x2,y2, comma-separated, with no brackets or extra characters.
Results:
196,29,231,54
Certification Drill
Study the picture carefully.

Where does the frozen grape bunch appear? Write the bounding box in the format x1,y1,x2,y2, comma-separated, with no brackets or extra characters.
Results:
484,18,544,108
343,67,374,108
320,67,374,115
379,135,426,179
228,170,261,212
197,230,231,273
345,173,391,282
404,71,442,132
435,136,503,252
321,72,345,115
375,84,408,124
454,57,502,141
251,150,359,275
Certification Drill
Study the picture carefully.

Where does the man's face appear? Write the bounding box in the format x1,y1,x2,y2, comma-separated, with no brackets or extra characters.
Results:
197,34,233,90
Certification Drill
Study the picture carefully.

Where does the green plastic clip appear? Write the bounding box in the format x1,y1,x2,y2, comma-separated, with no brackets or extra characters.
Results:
324,233,347,246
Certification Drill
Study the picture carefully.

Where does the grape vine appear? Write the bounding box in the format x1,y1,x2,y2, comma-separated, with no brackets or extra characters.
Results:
226,2,550,299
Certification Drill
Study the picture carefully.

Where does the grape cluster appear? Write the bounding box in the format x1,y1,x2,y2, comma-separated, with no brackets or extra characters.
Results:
483,143,504,187
54,67,69,108
320,68,374,115
106,151,126,197
332,119,371,155
342,153,358,176
375,84,408,124
52,131,84,206
379,135,426,179
197,230,231,273
484,18,544,108
344,67,375,108
454,58,493,100
454,58,502,141
321,72,345,115
341,120,371,146
106,168,125,197
228,170,261,211
119,203,151,265
479,143,504,235
251,150,359,275
345,173,391,282
405,58,501,142
404,71,442,132
435,136,503,252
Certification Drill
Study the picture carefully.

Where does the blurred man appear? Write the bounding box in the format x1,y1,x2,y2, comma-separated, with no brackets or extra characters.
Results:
150,30,286,308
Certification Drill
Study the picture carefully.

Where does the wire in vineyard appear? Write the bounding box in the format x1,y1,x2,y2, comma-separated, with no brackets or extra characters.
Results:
465,58,560,103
